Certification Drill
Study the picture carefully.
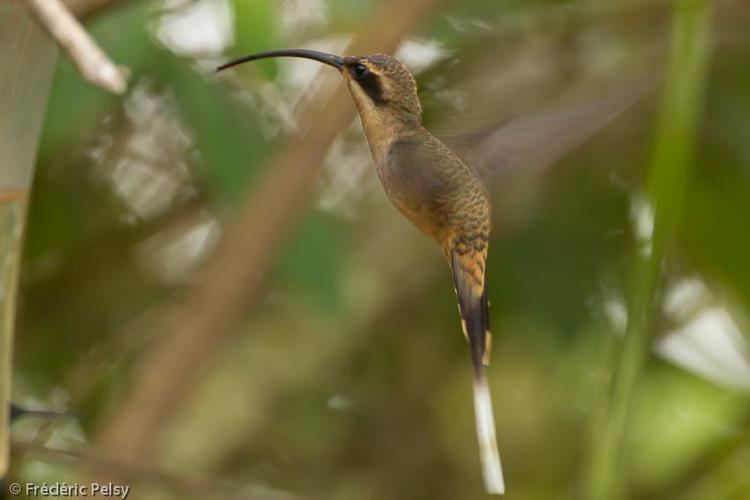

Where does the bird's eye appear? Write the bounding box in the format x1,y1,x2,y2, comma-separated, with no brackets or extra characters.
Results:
353,63,369,78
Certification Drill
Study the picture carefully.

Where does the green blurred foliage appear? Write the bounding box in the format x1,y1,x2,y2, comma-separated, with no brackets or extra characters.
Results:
7,0,750,499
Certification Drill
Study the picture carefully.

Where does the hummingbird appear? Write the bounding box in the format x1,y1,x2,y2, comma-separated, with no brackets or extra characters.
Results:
217,48,649,495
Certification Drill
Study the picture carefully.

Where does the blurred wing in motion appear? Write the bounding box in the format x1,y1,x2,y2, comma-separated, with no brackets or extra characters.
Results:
443,77,658,186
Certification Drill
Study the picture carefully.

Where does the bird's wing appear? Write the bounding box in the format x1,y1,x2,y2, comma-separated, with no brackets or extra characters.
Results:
440,77,657,186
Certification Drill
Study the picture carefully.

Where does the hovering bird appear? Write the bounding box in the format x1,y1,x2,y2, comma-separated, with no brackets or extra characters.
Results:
218,48,649,495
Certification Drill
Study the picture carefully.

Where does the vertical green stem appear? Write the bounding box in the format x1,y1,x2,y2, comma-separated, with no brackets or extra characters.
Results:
0,201,25,479
586,1,712,499
0,3,57,481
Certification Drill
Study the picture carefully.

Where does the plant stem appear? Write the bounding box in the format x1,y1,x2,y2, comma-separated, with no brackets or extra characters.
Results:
586,1,713,498
0,2,57,481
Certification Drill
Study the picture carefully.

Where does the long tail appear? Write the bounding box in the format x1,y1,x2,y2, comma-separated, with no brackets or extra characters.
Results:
451,252,505,495
473,373,504,495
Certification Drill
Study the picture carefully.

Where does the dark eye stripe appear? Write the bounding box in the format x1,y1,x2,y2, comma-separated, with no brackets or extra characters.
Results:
356,71,385,104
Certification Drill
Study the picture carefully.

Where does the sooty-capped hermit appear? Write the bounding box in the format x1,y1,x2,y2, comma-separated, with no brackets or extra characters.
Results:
217,46,651,497
217,47,507,495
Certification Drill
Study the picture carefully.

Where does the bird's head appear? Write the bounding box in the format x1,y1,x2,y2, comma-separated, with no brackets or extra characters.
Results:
339,53,422,124
217,49,422,127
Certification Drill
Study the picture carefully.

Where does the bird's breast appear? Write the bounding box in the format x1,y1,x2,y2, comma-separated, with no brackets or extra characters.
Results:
373,142,451,244
365,130,491,253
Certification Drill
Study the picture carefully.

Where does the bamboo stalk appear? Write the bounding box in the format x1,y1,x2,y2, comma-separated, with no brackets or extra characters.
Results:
0,1,57,482
586,1,713,499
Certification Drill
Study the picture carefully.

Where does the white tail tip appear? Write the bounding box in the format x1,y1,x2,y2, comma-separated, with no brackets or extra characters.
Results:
473,377,505,495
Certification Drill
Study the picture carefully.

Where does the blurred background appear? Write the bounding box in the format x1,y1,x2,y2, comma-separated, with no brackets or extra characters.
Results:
4,0,750,499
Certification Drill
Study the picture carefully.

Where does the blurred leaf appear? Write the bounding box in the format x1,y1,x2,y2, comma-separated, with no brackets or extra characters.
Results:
39,1,155,158
682,170,750,326
275,211,349,314
229,0,278,77
629,361,749,487
328,0,374,27
157,56,271,206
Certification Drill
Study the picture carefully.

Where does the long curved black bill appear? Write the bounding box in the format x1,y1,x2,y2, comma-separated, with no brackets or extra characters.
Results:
217,49,344,72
